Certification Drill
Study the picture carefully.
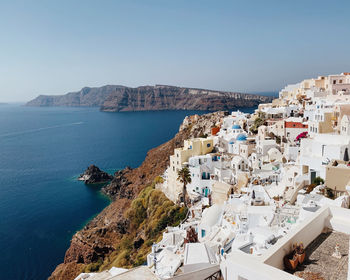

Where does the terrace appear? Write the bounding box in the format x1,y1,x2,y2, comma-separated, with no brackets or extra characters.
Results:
293,231,349,280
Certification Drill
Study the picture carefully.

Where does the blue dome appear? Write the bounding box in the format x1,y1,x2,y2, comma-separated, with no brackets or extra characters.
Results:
232,124,241,129
236,134,247,141
229,141,234,144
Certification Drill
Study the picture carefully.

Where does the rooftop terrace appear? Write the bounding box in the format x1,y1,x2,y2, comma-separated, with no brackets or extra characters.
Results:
293,231,349,280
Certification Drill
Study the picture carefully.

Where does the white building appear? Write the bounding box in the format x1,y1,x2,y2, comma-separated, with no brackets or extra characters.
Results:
340,115,350,136
299,133,350,179
187,154,220,197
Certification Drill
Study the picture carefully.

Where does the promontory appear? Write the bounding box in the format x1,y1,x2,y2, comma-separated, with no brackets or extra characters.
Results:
26,85,273,111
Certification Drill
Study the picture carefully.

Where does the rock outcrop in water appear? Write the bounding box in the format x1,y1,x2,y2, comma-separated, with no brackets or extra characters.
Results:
27,85,273,111
49,111,224,280
78,165,113,184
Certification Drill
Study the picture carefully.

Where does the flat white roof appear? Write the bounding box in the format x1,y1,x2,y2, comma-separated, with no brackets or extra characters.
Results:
314,133,350,145
184,243,216,265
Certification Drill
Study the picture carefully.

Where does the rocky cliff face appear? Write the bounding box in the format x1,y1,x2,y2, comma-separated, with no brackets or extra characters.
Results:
27,85,272,111
49,111,224,280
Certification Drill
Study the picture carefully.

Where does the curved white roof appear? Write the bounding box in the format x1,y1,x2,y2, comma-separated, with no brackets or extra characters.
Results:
232,155,244,165
201,204,224,228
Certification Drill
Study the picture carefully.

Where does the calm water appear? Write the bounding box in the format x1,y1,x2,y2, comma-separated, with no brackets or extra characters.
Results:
0,105,254,280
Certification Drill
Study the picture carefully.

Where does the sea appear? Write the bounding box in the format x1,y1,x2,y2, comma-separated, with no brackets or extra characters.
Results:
0,104,255,280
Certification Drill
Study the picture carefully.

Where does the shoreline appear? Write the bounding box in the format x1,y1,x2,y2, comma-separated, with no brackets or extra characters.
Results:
49,111,225,279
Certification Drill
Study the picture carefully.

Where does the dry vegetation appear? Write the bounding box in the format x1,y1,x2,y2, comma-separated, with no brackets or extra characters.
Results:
82,177,187,273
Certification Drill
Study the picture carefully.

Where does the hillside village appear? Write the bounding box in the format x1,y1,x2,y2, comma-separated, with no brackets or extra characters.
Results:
75,73,350,280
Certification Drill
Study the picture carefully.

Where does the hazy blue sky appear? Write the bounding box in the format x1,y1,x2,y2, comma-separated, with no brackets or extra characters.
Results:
1,0,349,102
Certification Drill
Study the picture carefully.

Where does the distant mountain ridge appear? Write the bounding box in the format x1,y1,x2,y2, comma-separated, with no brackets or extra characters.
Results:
26,85,125,107
26,85,273,111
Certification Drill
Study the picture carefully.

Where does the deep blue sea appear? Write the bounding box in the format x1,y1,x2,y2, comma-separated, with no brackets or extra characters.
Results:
0,104,254,280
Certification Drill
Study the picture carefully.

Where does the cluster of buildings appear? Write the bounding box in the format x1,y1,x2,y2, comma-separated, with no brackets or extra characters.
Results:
75,73,350,280
153,73,350,280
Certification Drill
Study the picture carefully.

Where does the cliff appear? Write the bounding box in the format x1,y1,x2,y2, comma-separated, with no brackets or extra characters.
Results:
49,111,224,280
27,85,273,111
26,85,126,107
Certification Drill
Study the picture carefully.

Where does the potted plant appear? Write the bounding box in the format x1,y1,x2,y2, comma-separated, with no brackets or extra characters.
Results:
284,245,299,271
295,242,305,264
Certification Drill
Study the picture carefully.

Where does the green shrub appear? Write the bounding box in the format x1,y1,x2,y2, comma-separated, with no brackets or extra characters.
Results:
153,176,164,185
120,236,133,251
133,255,146,267
83,259,103,272
103,183,187,269
313,176,324,186
250,117,265,134
130,198,147,226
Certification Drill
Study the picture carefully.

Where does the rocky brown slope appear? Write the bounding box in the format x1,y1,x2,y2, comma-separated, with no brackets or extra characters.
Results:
49,111,224,280
27,85,272,111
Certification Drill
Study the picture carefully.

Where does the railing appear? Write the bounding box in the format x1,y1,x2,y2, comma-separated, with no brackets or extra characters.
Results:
180,208,191,225
223,237,235,252
204,270,222,280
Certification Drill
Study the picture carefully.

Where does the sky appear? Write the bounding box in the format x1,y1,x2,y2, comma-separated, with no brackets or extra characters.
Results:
0,0,349,102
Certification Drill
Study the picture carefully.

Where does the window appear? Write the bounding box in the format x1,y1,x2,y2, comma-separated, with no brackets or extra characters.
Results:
201,229,206,238
207,143,211,147
189,145,192,149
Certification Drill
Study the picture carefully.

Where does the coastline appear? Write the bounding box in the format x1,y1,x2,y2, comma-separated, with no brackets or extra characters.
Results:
49,111,225,280
1,106,215,280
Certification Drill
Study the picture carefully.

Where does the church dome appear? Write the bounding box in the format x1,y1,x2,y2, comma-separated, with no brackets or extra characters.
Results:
236,134,247,141
232,124,241,129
